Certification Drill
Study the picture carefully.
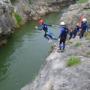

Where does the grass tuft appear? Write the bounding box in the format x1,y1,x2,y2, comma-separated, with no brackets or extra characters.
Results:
86,51,90,57
74,42,81,47
14,13,22,25
85,32,90,40
67,56,81,67
77,0,88,3
10,0,18,3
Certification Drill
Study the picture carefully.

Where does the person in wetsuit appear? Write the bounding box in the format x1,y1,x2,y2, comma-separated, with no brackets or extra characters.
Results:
58,22,68,51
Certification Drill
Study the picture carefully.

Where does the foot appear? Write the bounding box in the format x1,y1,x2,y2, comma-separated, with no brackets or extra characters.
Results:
48,39,52,43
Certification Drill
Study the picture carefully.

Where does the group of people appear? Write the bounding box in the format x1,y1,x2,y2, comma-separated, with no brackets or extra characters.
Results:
36,17,88,52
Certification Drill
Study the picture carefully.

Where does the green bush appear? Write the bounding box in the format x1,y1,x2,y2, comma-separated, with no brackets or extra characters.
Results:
15,13,22,25
86,52,90,56
67,56,81,67
85,32,90,40
77,0,88,3
10,0,18,3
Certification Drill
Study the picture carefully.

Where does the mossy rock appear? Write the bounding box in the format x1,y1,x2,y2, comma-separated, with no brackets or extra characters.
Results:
10,0,18,4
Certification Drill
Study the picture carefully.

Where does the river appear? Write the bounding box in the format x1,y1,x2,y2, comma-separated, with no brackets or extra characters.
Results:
0,13,60,90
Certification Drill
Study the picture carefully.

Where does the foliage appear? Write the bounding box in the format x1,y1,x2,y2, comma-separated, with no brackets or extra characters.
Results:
67,40,73,45
86,51,90,57
77,0,88,3
14,13,22,25
85,32,90,40
10,0,18,3
67,56,81,67
29,0,31,4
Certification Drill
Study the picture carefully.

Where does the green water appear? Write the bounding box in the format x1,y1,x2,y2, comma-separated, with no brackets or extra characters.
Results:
0,13,60,90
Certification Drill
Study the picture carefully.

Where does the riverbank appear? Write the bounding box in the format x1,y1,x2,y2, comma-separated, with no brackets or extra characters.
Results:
21,0,90,90
0,0,76,46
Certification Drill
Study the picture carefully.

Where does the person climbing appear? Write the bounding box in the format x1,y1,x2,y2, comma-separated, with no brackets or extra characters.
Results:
79,18,88,39
58,21,68,51
37,18,57,41
73,23,80,38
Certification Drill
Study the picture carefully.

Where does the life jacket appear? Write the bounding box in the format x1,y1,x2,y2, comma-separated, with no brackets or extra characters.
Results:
81,22,88,31
42,24,48,32
74,25,80,32
60,26,68,38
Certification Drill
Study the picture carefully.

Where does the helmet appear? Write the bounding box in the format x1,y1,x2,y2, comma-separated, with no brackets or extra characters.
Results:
60,22,65,25
82,18,87,22
38,19,44,25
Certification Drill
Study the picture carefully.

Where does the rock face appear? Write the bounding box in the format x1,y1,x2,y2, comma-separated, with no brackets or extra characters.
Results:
21,0,90,90
14,0,76,20
0,0,15,45
0,0,76,46
28,0,76,20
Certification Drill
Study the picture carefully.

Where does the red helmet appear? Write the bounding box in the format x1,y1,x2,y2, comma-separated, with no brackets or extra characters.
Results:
38,19,44,25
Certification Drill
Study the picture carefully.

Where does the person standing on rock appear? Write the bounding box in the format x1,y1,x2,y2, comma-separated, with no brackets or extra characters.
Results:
69,28,73,40
73,23,80,38
36,18,57,42
79,18,88,39
58,22,68,51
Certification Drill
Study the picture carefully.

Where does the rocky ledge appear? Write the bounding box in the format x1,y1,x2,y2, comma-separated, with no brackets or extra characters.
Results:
21,0,90,90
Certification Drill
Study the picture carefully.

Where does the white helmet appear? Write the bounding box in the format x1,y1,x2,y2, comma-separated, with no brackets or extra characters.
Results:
82,18,87,22
60,22,65,25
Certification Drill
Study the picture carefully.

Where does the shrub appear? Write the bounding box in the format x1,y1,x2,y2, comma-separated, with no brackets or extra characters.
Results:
85,32,90,40
14,13,22,25
86,52,90,57
67,56,81,67
77,0,88,3
10,0,18,3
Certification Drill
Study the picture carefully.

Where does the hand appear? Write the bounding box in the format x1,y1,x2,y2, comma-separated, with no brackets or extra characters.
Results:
35,26,38,29
58,38,60,41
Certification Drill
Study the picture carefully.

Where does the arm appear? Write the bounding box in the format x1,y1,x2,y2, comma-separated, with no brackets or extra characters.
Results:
58,28,63,38
35,25,43,31
86,22,89,32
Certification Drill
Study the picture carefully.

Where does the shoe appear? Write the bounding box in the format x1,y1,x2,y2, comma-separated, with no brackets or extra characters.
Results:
48,39,52,43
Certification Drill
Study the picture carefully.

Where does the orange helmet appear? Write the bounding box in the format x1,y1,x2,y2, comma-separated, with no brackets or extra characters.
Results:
38,19,44,25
